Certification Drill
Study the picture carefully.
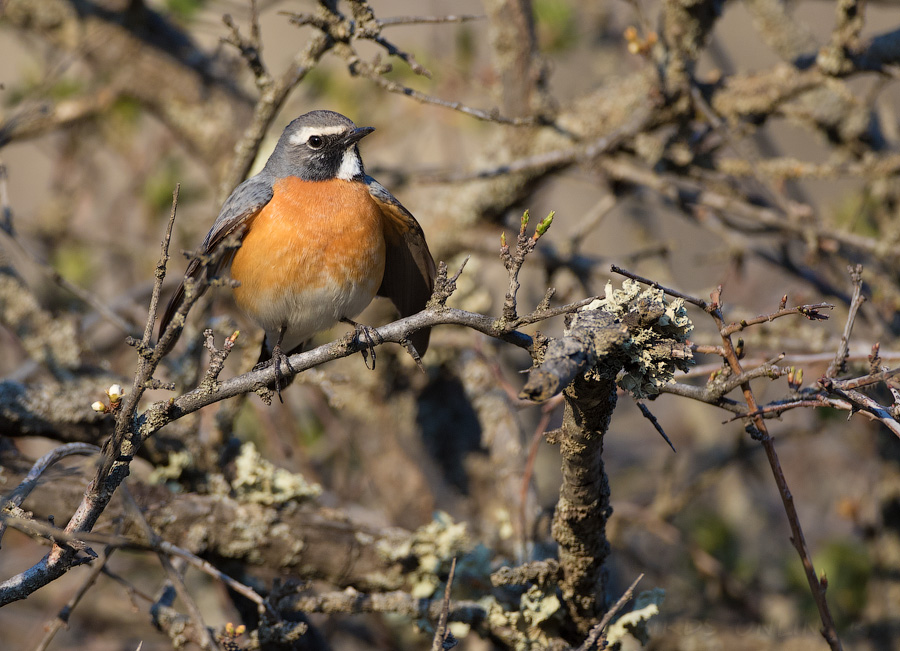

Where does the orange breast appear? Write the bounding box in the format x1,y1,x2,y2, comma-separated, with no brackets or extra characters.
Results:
230,177,386,335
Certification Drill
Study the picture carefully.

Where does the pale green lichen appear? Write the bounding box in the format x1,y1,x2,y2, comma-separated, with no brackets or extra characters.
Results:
586,280,694,398
479,584,562,651
606,587,665,648
378,511,474,599
149,450,194,485
230,442,321,505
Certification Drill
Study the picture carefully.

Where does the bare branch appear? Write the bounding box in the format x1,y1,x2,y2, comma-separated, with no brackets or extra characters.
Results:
826,265,865,378
0,443,100,548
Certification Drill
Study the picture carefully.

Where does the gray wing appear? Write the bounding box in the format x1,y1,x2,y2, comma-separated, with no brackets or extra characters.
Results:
366,176,436,356
158,176,274,339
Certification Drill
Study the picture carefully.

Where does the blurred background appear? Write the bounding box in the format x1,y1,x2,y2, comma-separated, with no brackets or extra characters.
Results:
2,0,900,649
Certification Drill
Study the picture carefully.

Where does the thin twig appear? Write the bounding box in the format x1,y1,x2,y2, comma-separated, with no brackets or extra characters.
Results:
34,536,117,651
121,486,219,651
720,303,833,336
706,287,843,650
819,379,900,438
826,265,865,378
0,443,100,548
2,503,273,616
576,573,644,651
611,264,710,310
144,184,179,347
431,557,458,651
519,398,562,549
348,60,538,126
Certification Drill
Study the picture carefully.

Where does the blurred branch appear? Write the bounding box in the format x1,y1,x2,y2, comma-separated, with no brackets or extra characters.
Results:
484,0,548,118
279,587,491,638
818,0,867,75
217,29,333,202
34,535,116,651
0,442,100,548
742,0,818,61
421,105,656,183
600,156,900,264
0,259,84,371
0,161,139,336
431,557,458,651
0,90,118,149
0,469,418,593
3,0,253,171
345,59,539,125
378,14,483,26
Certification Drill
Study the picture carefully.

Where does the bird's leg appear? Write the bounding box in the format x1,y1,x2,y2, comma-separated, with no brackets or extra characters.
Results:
253,325,292,403
271,324,294,402
341,318,382,370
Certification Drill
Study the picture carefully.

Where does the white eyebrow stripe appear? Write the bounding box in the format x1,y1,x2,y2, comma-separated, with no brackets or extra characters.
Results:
288,124,349,145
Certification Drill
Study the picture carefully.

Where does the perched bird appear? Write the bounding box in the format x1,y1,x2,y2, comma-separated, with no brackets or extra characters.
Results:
158,110,436,389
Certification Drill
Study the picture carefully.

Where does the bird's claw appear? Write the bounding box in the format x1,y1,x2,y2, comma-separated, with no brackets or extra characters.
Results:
342,319,382,370
254,341,292,403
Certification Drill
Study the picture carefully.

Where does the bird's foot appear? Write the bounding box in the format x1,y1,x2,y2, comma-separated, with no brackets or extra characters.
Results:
341,318,382,370
253,340,293,403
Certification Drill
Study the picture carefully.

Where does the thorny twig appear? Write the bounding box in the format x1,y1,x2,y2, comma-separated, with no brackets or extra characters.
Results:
709,286,842,650
818,377,900,438
634,401,676,453
610,264,710,310
519,397,563,547
619,271,843,650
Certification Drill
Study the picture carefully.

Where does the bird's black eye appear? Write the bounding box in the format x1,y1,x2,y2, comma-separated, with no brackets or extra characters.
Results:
307,135,324,149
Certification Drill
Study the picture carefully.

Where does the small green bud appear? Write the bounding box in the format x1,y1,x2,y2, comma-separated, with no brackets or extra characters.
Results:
535,211,555,237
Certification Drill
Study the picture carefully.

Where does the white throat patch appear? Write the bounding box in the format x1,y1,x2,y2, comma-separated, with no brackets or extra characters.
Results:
287,124,348,146
336,148,363,180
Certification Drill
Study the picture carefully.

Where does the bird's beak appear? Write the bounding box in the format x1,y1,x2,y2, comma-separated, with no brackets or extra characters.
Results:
345,126,375,145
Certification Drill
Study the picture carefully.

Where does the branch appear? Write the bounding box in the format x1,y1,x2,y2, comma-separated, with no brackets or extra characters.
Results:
826,265,865,378
3,0,253,169
520,311,628,403
0,443,100,548
576,573,644,651
704,287,843,651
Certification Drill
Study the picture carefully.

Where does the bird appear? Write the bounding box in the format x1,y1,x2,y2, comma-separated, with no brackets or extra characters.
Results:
158,110,436,393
